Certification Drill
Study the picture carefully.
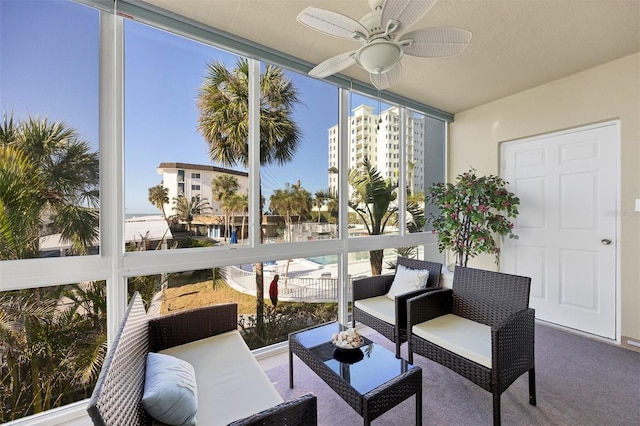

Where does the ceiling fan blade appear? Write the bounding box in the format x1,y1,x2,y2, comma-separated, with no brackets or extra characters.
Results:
309,50,358,78
381,0,436,34
297,7,368,40
370,62,402,90
400,28,472,57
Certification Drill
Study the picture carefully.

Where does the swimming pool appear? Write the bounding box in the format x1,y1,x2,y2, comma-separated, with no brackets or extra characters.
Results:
306,252,371,265
306,255,337,265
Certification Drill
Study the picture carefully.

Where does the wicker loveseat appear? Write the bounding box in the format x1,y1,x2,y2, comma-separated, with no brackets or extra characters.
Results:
87,292,317,426
352,257,442,357
407,266,536,426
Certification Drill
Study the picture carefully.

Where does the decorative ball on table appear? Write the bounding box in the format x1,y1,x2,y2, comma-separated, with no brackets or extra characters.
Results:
331,328,365,363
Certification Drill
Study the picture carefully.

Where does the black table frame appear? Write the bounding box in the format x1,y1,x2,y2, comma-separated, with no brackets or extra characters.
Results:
289,322,422,425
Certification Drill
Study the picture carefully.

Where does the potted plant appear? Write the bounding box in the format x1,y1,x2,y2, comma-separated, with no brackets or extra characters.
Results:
427,168,520,268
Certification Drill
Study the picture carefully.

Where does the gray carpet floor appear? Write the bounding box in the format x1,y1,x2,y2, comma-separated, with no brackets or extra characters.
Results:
266,324,640,425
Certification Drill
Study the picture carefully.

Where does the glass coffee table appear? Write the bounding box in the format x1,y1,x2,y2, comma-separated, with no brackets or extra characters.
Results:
289,322,422,425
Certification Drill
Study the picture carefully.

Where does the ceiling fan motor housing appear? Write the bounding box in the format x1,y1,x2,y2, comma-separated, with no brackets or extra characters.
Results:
356,40,403,74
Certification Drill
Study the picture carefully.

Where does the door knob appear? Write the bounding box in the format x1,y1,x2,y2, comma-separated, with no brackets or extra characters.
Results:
601,239,612,245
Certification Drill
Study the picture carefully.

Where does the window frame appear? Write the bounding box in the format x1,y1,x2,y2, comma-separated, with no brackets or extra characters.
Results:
0,1,449,421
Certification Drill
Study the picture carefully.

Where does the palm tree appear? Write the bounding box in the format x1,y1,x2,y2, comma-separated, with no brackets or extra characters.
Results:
326,191,339,224
211,174,240,241
0,145,44,260
292,182,312,225
270,181,312,241
62,282,108,388
222,200,236,242
0,284,110,419
148,184,169,220
0,292,30,420
0,114,99,256
197,59,301,167
197,58,301,330
170,193,211,236
332,158,398,275
236,193,249,244
406,191,427,233
314,190,330,223
226,193,248,244
269,184,297,242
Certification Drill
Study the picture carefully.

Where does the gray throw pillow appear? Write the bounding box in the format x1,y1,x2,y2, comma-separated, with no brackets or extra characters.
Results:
142,352,198,426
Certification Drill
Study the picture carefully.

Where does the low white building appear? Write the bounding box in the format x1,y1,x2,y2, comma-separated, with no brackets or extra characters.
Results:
39,215,173,256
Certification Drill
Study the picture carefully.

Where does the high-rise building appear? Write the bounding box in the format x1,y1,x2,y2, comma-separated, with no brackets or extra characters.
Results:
328,105,425,195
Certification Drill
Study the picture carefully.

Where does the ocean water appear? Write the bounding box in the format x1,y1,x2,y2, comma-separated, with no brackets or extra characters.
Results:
125,213,158,219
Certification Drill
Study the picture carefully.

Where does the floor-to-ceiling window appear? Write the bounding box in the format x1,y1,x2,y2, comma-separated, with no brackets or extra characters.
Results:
0,0,447,423
0,1,102,421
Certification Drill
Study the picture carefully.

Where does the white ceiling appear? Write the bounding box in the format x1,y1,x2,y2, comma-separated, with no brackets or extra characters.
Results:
141,0,640,114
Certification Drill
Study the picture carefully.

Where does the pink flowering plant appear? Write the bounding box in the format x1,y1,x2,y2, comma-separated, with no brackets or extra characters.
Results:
427,168,520,267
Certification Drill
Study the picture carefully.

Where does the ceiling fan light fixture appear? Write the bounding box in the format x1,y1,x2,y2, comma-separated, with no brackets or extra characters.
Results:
355,41,403,74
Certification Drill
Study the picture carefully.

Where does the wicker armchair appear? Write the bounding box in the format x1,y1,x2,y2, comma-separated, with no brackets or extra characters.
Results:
407,266,536,426
352,257,442,357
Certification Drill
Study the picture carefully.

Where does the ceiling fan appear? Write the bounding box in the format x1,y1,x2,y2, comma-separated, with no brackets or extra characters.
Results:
297,0,471,90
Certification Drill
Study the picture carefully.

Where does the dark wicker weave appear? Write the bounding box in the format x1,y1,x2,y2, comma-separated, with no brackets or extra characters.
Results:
88,292,317,426
352,257,443,357
407,266,536,426
148,302,238,352
227,393,317,426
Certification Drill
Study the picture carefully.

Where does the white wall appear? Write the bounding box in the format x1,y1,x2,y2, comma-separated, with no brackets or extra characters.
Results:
449,53,640,343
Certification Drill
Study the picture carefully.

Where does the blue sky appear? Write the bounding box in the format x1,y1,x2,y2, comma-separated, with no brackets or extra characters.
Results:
2,0,354,215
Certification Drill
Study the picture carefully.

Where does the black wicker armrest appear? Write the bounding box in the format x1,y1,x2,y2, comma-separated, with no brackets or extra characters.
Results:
352,275,395,302
492,308,536,384
407,288,453,332
227,393,317,426
148,303,238,352
395,286,443,329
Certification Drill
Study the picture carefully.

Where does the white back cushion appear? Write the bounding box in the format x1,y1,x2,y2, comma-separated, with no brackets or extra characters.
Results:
386,264,429,300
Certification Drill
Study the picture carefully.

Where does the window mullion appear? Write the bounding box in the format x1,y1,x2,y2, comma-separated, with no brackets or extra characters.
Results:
337,87,350,326
398,107,407,236
100,9,127,344
248,58,260,246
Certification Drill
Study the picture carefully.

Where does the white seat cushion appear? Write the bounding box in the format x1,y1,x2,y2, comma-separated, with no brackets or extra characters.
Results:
160,330,283,426
354,295,396,325
412,314,492,368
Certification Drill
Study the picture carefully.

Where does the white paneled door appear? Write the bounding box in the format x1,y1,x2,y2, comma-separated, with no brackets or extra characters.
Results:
501,122,618,339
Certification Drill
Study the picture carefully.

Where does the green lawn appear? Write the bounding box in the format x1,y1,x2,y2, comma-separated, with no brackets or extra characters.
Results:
162,278,266,315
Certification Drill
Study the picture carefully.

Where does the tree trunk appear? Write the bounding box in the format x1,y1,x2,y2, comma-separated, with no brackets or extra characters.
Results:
7,351,19,421
255,261,264,333
26,319,44,414
284,259,291,291
369,249,384,275
256,205,265,333
224,213,228,242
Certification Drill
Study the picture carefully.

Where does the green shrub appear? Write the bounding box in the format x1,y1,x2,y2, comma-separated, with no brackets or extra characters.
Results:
238,302,337,350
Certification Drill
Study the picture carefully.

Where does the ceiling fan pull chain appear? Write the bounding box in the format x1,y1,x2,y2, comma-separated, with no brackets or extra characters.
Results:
377,92,382,130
